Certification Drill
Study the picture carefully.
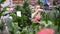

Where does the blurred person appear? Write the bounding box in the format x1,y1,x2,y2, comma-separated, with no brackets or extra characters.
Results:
29,0,37,11
48,0,54,9
40,0,53,10
55,0,60,6
40,0,49,10
32,4,44,23
29,0,44,22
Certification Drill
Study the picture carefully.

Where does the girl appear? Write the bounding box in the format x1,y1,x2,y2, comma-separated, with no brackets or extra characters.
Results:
32,4,44,23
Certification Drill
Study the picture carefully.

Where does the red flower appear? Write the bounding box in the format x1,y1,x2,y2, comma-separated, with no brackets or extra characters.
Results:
37,28,54,34
33,16,40,22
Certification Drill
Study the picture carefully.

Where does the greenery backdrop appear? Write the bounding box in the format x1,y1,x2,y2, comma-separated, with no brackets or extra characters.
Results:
0,0,60,34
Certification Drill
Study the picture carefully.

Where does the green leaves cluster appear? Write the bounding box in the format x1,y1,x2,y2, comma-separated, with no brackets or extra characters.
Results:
10,0,32,32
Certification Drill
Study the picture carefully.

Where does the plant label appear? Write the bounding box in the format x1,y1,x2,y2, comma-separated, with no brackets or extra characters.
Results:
17,11,21,17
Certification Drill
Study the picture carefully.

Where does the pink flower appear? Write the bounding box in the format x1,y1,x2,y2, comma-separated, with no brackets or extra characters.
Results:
33,17,40,22
37,28,54,34
33,16,41,23
10,8,14,11
33,17,38,22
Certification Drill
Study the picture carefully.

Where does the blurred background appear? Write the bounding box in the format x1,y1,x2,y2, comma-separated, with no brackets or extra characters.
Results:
0,0,60,34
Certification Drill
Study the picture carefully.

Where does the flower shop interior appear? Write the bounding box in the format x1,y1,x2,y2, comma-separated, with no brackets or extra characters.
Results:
0,0,60,34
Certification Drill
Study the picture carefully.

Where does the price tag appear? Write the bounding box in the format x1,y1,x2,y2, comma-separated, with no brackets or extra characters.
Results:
17,11,21,17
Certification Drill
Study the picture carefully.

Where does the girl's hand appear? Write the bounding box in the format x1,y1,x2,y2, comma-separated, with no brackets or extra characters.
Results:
38,9,44,11
37,9,44,12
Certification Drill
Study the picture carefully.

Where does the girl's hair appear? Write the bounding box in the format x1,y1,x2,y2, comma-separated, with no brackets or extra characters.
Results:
34,5,40,12
29,0,38,5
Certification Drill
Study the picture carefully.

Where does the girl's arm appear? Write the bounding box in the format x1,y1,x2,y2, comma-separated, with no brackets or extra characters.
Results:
32,11,39,18
32,9,44,18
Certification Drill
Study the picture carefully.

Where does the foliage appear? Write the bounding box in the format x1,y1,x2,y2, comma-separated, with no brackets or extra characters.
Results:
0,19,5,30
37,0,43,8
23,0,32,26
0,0,6,4
0,6,8,18
0,0,7,18
2,18,19,34
41,6,60,33
23,0,29,9
20,24,39,34
10,0,32,32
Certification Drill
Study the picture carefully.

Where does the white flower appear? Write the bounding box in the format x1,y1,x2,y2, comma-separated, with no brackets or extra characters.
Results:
9,16,12,19
6,8,10,10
